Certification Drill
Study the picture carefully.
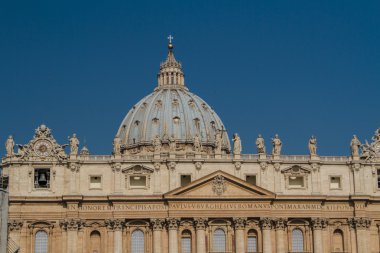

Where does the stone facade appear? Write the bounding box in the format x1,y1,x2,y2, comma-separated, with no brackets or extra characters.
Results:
2,40,380,253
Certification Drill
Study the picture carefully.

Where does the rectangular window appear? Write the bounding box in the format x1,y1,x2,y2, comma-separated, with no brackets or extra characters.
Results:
289,176,304,188
130,175,147,188
90,176,102,189
180,175,191,187
377,169,380,189
246,175,257,186
330,176,341,189
34,169,50,189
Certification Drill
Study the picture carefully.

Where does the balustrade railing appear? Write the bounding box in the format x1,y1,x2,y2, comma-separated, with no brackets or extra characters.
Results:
86,154,349,163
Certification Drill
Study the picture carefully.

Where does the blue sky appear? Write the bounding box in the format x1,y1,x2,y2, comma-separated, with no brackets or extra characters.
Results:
0,0,379,156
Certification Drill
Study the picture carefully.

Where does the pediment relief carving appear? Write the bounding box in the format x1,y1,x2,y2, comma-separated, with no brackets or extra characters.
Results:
281,165,311,175
15,125,68,162
165,170,275,198
122,165,154,174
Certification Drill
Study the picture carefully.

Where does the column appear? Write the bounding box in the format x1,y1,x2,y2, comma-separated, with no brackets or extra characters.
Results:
353,217,371,253
260,218,273,253
233,217,247,253
151,219,165,253
167,218,180,253
105,220,114,253
311,218,327,253
348,219,357,253
61,219,83,253
194,218,208,253
274,218,286,253
113,219,124,253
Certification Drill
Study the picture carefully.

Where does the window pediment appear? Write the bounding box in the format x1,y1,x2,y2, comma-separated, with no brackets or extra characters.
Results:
281,165,311,175
122,165,154,174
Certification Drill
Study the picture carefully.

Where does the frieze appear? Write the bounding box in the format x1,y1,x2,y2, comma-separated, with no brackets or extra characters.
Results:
72,202,358,212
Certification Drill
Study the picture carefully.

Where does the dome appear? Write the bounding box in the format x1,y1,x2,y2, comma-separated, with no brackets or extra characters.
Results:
116,39,230,154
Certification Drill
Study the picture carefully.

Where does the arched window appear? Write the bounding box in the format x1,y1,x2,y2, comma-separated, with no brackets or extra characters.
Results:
131,229,145,253
333,229,344,252
181,230,192,253
35,230,48,253
247,229,258,253
213,228,226,252
292,229,304,252
90,230,101,253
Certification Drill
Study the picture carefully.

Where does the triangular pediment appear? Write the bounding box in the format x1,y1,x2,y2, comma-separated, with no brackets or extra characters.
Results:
281,165,311,174
164,170,275,199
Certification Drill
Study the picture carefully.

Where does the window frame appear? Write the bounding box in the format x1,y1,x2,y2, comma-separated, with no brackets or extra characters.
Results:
179,174,192,187
33,168,51,190
245,174,257,186
329,175,342,190
131,229,145,253
89,175,102,190
34,230,48,253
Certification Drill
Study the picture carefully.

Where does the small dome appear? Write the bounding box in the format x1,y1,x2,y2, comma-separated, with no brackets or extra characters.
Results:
116,39,230,154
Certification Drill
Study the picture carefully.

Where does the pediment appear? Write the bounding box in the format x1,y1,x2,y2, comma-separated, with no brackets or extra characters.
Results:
165,170,275,199
122,165,154,174
281,165,311,174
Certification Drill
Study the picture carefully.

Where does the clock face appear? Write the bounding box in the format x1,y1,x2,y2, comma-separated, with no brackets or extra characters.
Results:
34,140,52,157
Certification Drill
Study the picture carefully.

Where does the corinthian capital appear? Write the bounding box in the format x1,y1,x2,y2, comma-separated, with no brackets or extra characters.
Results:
352,217,371,230
166,218,180,230
150,218,165,231
260,217,273,230
60,218,84,231
194,218,208,230
233,217,247,230
311,218,327,230
274,218,287,230
8,220,23,231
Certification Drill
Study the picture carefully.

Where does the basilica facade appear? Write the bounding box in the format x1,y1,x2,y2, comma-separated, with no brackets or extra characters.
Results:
2,40,380,253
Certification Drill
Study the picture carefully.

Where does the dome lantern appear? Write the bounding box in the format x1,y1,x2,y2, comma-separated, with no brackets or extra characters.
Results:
157,35,185,88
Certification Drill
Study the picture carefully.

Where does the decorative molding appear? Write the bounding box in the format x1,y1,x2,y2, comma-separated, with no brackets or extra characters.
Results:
194,161,203,170
233,217,247,230
166,218,180,230
154,162,161,171
122,165,154,174
260,162,268,171
311,218,327,230
14,124,68,162
260,217,273,230
104,219,125,231
212,175,227,196
8,220,23,231
111,162,122,172
60,219,85,231
194,218,208,230
350,217,371,230
274,218,287,230
150,218,165,230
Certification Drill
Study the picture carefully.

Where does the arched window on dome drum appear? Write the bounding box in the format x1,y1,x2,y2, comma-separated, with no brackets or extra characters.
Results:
292,229,304,252
213,228,226,252
90,230,101,253
332,229,344,252
247,229,258,253
193,118,201,132
131,229,145,253
181,230,192,253
34,230,48,253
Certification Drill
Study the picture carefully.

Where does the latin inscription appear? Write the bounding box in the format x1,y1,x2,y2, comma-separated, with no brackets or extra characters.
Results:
75,203,354,212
